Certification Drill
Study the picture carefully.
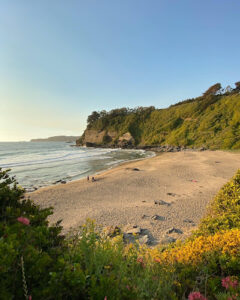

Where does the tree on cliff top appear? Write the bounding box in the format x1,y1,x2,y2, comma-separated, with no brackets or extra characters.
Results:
235,81,240,92
87,111,100,127
203,83,222,96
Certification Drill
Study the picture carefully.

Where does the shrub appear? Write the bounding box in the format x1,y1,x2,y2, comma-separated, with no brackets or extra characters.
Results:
196,170,240,235
0,168,83,299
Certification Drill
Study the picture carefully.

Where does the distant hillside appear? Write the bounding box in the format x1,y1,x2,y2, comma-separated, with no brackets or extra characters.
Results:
77,82,240,149
31,136,80,143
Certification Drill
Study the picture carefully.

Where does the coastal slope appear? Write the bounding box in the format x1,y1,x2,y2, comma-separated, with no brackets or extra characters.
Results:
77,91,240,150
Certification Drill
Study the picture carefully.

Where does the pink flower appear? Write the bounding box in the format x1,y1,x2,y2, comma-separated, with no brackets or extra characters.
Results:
29,296,32,300
137,257,145,268
17,217,30,226
231,280,238,289
104,297,107,300
227,297,237,300
222,277,239,290
188,291,207,300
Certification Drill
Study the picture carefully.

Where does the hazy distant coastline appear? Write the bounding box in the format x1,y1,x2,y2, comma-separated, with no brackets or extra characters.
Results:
30,135,80,142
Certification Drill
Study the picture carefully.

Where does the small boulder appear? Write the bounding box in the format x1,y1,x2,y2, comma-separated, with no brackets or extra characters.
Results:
167,192,176,197
123,233,136,244
183,219,194,224
183,219,195,226
138,235,150,245
126,226,141,235
53,180,62,184
166,227,183,234
154,200,170,206
159,235,176,245
151,215,165,221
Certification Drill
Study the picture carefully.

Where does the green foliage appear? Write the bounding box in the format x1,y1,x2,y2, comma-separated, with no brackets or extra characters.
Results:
65,222,177,300
0,168,81,299
235,81,240,92
84,92,240,149
87,111,100,128
203,83,222,97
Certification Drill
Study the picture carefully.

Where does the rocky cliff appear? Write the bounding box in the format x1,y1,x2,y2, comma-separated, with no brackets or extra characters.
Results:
76,130,135,148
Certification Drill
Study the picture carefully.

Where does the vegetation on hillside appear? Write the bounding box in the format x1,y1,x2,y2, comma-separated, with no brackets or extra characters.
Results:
1,167,240,299
79,82,240,149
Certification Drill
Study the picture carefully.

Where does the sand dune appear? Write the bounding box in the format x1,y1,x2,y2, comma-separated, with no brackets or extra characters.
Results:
30,150,240,243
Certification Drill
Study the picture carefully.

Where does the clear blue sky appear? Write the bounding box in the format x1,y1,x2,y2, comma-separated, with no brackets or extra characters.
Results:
1,0,239,141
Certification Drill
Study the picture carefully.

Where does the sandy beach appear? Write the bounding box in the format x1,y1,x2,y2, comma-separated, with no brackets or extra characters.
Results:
30,150,240,243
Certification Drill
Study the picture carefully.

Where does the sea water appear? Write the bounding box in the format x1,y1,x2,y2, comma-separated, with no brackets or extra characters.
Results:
0,142,153,189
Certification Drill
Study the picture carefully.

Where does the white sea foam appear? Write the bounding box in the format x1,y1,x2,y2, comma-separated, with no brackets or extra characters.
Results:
0,147,115,168
0,142,152,188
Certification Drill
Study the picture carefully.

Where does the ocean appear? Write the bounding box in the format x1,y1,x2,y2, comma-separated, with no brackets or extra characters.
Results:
0,142,153,190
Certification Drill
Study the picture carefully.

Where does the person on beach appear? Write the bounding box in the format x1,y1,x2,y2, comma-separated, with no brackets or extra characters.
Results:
92,176,96,182
87,176,89,181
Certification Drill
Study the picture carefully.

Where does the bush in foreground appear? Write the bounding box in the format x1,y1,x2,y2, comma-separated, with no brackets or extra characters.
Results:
1,168,240,299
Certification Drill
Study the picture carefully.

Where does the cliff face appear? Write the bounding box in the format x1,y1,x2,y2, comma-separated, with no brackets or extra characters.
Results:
83,130,107,144
77,130,135,148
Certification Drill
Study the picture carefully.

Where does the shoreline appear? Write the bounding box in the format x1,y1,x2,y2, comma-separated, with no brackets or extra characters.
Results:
26,149,156,193
29,150,240,244
28,147,207,193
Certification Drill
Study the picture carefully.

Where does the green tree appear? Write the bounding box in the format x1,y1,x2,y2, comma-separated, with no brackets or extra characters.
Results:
235,81,240,92
203,83,222,96
87,111,100,127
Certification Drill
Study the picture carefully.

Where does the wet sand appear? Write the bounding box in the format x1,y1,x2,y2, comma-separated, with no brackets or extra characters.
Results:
29,150,240,243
